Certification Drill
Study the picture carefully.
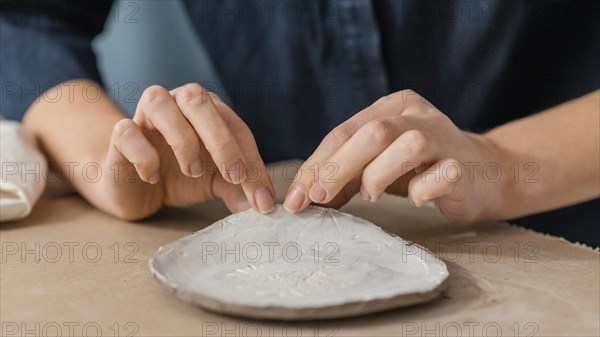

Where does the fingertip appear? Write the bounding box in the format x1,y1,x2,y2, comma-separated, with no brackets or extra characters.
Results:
233,199,252,213
407,194,416,207
371,193,383,203
189,156,204,178
226,192,251,213
283,185,306,213
410,193,429,208
148,172,160,184
308,182,327,203
255,186,275,214
225,158,246,184
419,195,432,207
359,185,370,201
259,205,275,214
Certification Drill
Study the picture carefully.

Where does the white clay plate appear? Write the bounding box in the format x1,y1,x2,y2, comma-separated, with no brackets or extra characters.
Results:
149,205,449,320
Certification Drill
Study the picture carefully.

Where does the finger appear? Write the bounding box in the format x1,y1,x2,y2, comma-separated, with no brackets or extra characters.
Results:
361,130,438,201
283,113,368,212
318,176,362,210
135,85,204,178
211,94,275,214
283,126,350,212
213,175,251,213
172,84,246,185
382,169,419,197
307,117,408,204
407,158,462,207
283,97,386,213
283,90,426,213
109,119,160,183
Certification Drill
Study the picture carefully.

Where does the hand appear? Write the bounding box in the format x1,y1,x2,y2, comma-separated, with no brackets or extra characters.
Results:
283,90,509,224
102,83,275,219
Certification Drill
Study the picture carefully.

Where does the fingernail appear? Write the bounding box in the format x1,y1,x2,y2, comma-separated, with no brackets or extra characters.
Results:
283,185,306,213
359,186,370,201
149,172,160,184
226,158,246,184
308,182,327,203
255,187,275,214
189,156,203,178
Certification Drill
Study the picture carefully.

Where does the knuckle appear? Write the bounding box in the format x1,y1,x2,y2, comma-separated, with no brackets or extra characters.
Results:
374,93,396,106
389,89,424,106
112,119,137,141
229,118,251,134
168,139,188,154
141,85,170,104
399,89,422,100
220,112,250,133
177,83,209,105
169,133,197,154
360,119,397,145
329,123,356,146
402,107,423,116
442,159,462,181
211,136,237,153
373,90,424,115
401,130,429,157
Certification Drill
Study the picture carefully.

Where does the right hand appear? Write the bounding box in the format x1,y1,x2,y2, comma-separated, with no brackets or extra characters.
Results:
102,83,275,220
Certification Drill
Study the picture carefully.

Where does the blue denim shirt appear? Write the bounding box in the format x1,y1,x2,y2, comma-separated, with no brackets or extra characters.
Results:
1,0,599,245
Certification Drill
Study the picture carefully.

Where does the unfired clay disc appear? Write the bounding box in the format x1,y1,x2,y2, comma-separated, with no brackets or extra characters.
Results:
149,205,449,320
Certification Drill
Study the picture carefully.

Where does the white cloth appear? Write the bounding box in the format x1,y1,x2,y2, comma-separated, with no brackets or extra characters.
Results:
0,120,47,221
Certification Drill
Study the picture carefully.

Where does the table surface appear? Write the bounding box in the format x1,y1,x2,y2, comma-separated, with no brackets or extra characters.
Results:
1,164,599,337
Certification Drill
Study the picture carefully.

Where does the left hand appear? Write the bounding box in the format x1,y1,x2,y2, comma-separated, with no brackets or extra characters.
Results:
283,90,509,224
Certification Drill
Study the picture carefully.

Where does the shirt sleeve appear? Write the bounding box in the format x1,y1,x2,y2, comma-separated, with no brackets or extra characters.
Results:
0,1,113,121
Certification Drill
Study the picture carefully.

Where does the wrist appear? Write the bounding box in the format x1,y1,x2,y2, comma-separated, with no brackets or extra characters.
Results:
474,132,524,221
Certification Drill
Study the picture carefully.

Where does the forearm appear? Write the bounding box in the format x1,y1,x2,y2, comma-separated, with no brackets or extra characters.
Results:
23,80,125,208
485,90,600,219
